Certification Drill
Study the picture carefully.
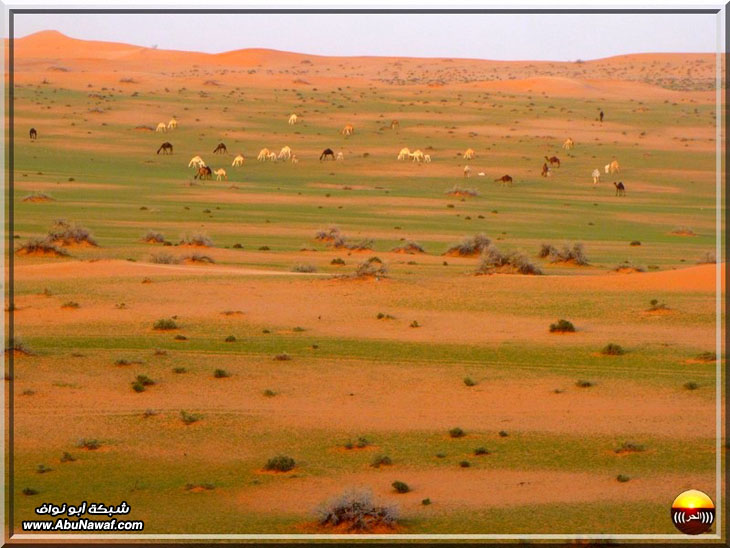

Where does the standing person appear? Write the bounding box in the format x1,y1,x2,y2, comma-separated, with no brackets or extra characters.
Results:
599,110,604,122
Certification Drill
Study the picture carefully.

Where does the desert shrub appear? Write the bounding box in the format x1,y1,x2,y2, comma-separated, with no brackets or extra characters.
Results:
292,264,317,273
476,245,542,275
601,343,625,356
16,238,69,257
348,258,387,279
613,261,646,273
575,380,594,388
445,234,491,256
60,452,76,463
377,312,395,320
36,464,53,474
183,253,215,263
46,219,98,246
331,258,346,265
214,369,230,378
263,389,277,397
391,481,410,494
344,239,374,251
616,474,631,483
474,447,490,455
459,461,471,468
539,242,588,265
153,318,178,330
449,427,465,438
131,381,145,393
695,351,716,362
421,498,431,506
671,226,696,236
409,320,420,328
6,337,33,355
274,353,291,361
648,299,668,311
615,441,645,454
464,377,477,387
697,251,716,264
142,230,164,243
445,185,478,197
180,410,202,425
22,488,39,496
179,232,213,247
629,240,641,246
22,192,54,202
315,226,342,242
684,381,699,390
264,455,295,472
317,489,398,531
391,241,425,254
371,454,392,468
150,253,180,264
61,301,80,309
225,335,236,342
550,319,575,332
172,367,187,374
142,409,158,418
135,375,154,386
498,430,509,437
77,439,100,450
174,334,186,340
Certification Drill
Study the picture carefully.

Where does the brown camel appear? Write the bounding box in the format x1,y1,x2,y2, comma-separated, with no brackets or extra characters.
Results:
194,165,212,180
613,181,626,196
29,128,37,140
495,175,513,186
545,156,560,168
213,142,227,154
541,163,549,177
157,142,173,155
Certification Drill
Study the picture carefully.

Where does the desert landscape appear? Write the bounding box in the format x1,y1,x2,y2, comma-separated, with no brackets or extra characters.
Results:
5,29,725,536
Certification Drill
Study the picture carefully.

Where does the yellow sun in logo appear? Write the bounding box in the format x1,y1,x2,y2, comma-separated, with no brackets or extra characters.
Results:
672,490,715,510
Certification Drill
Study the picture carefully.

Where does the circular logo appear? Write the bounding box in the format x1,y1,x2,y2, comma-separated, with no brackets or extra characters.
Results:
671,490,715,535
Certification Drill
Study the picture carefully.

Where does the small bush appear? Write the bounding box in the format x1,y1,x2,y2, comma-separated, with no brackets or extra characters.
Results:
616,474,631,483
61,301,80,309
474,447,490,455
22,488,39,496
180,232,213,247
614,261,646,273
263,389,277,397
371,454,393,468
459,460,471,468
172,367,187,374
445,185,478,197
183,252,215,264
214,369,230,378
498,430,509,437
575,380,594,388
142,230,164,243
292,264,317,273
391,241,425,254
331,258,346,265
348,258,387,279
274,353,291,361
476,245,542,275
630,240,641,246
464,377,477,387
550,319,575,333
16,239,69,257
421,498,431,506
315,226,342,242
37,464,53,474
77,439,100,450
695,351,716,362
317,489,398,531
539,242,588,265
410,320,420,328
135,375,154,389
131,381,145,392
377,312,395,320
449,427,465,438
601,343,625,356
6,337,33,355
684,381,699,390
615,442,645,454
60,452,76,463
46,219,98,246
392,481,410,494
180,410,202,425
225,335,236,342
153,318,178,330
264,455,295,472
648,299,668,311
697,251,717,264
445,234,491,256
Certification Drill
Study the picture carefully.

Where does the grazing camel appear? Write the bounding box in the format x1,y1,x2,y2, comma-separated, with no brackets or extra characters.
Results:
291,154,299,164
463,165,472,178
545,156,560,168
288,114,298,125
614,181,626,196
562,138,574,150
336,152,344,161
341,124,354,136
495,175,513,186
463,148,475,160
423,154,431,163
29,128,37,140
592,168,601,185
397,147,411,161
194,165,212,180
608,160,620,174
188,155,206,168
232,154,245,167
155,122,167,133
257,148,271,161
409,149,425,163
157,142,173,155
320,148,336,161
278,146,292,161
213,142,227,154
541,163,549,177
390,120,399,130
167,118,178,130
267,152,277,161
214,168,227,181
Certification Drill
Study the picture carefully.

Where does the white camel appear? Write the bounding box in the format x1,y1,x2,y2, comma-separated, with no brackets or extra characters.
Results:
156,122,167,133
267,152,277,162
397,147,411,161
278,146,292,161
463,165,472,178
464,148,475,160
609,160,620,173
214,168,227,181
188,155,206,168
604,163,610,174
341,124,354,136
167,118,178,130
336,152,344,161
423,154,431,163
562,138,574,150
257,148,271,162
288,114,298,125
232,154,245,167
592,168,601,185
409,149,425,163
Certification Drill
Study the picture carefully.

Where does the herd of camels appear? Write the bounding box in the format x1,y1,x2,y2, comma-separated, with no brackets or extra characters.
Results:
143,114,623,192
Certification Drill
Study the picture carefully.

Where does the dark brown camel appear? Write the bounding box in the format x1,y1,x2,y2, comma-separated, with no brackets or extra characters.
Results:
541,163,549,177
495,175,513,186
320,148,335,161
194,165,212,180
29,128,37,140
213,142,227,154
613,181,625,197
157,142,173,155
545,156,560,168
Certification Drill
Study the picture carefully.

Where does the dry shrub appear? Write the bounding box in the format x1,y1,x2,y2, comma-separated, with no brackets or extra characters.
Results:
46,219,98,246
476,245,542,275
316,489,398,532
445,234,491,256
16,239,69,257
183,253,215,263
539,243,588,265
391,241,425,254
150,253,180,264
142,230,164,244
179,232,213,247
445,185,478,197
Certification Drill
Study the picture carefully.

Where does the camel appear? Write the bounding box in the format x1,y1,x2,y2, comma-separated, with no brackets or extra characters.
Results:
562,138,574,150
495,175,513,186
288,114,298,125
267,152,277,162
614,181,626,196
409,150,425,163
214,168,227,181
320,148,336,161
545,156,560,168
424,154,431,163
257,148,271,162
232,154,245,167
157,142,173,155
188,155,206,168
600,110,604,122
336,152,344,161
194,165,212,180
167,118,177,130
608,160,620,174
278,146,292,161
390,120,399,130
592,168,601,185
155,122,167,133
291,154,299,164
541,163,549,177
213,142,227,154
341,124,354,136
464,148,475,160
397,147,411,161
463,165,471,178
29,128,37,140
